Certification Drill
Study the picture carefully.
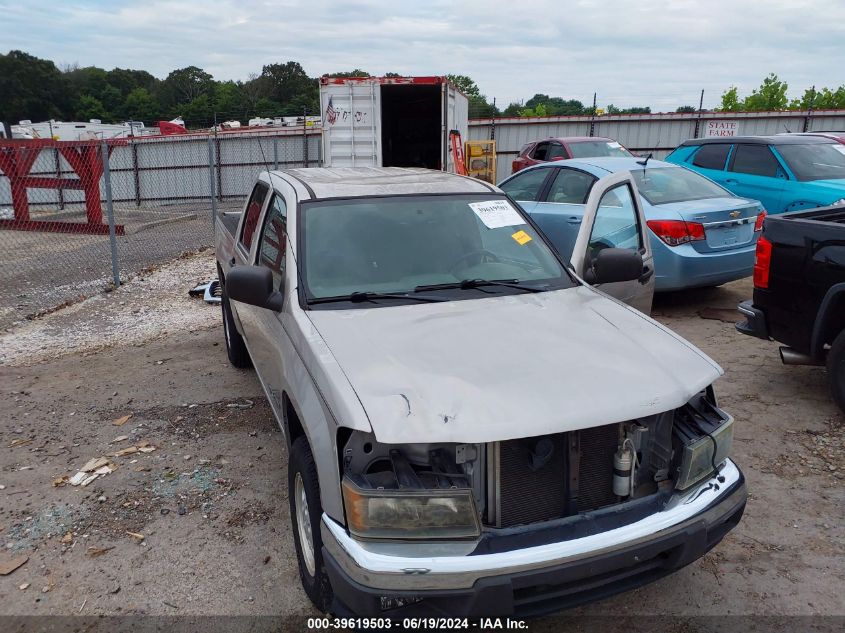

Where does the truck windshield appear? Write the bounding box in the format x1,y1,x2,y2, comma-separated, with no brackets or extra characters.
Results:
776,143,845,181
632,166,731,205
301,194,572,304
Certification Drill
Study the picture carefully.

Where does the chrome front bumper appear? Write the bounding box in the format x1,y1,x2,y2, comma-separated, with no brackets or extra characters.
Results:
321,459,743,592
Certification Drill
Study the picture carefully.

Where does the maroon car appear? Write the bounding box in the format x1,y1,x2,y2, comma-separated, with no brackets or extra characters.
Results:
511,136,633,173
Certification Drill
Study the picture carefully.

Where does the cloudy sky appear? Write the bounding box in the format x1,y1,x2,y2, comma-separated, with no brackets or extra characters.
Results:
4,0,844,111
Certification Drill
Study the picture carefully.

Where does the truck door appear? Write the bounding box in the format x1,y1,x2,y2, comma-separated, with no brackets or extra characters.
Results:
247,187,295,421
569,171,655,313
320,79,380,167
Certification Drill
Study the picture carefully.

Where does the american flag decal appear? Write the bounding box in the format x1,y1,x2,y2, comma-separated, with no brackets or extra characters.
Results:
325,96,337,125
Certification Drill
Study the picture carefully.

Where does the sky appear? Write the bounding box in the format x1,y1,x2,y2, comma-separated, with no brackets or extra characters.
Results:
3,0,844,111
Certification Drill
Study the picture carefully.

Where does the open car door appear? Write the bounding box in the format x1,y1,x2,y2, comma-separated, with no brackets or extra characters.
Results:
569,171,655,313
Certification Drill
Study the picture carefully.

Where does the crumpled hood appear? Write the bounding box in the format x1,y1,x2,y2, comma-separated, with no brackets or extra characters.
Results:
307,287,722,444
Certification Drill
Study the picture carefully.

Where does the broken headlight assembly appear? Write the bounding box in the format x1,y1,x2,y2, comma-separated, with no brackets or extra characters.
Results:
672,387,734,490
340,431,483,540
342,478,481,540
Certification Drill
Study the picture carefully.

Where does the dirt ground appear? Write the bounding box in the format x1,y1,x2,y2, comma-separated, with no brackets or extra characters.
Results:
0,252,843,632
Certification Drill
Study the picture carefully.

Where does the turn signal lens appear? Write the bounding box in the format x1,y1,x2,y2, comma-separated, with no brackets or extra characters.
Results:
646,219,706,247
754,210,767,232
753,236,772,289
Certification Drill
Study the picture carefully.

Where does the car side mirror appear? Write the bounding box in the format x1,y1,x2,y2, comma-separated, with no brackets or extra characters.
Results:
584,248,643,284
226,265,284,311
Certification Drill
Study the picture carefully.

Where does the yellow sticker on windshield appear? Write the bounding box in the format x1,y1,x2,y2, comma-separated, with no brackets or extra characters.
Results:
511,230,532,245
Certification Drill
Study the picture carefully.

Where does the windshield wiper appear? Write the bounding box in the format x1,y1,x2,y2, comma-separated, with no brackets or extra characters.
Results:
414,279,546,293
309,291,448,305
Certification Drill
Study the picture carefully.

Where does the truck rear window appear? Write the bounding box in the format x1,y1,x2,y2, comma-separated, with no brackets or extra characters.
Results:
240,182,269,251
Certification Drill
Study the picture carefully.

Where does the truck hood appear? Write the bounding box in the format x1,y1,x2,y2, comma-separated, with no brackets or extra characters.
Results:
307,287,722,444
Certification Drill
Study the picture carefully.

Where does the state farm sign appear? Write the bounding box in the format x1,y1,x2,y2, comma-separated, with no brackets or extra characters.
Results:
705,121,738,137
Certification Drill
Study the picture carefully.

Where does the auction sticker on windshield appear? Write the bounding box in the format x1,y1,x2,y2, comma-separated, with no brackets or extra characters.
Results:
468,200,525,229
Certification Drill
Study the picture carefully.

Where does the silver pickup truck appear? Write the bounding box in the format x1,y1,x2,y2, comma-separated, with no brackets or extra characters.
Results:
214,167,746,618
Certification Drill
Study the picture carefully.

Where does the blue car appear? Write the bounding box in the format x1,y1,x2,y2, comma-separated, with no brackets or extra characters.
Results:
499,158,765,292
665,136,845,213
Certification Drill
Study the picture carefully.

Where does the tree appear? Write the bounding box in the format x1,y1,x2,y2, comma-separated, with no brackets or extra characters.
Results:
179,94,214,127
106,68,158,97
676,105,697,113
75,95,108,121
790,86,845,110
326,69,370,78
0,50,69,122
502,102,523,117
446,74,481,98
161,66,214,109
122,87,160,123
260,61,316,109
743,73,788,111
214,81,247,119
254,97,282,117
718,86,742,112
384,72,402,78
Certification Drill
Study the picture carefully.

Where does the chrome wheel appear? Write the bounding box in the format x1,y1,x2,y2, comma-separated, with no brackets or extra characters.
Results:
294,471,316,576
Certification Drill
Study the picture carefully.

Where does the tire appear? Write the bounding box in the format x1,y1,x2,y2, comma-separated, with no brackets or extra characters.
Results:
289,436,333,613
221,284,251,368
826,330,845,414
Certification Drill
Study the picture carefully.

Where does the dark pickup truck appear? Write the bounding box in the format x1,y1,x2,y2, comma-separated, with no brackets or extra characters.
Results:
737,205,845,411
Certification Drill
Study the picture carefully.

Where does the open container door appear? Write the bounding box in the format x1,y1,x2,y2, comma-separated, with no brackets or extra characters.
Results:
442,81,469,173
320,79,380,167
570,171,655,313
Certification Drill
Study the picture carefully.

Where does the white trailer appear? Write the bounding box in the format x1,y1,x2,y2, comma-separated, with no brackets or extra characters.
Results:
319,76,468,172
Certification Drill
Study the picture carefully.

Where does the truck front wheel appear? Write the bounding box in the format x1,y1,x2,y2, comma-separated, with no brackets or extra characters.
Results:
289,436,334,612
827,330,845,413
221,284,251,368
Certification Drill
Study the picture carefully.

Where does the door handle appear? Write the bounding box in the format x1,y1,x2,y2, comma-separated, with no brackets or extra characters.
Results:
638,265,654,284
567,217,582,224
230,257,236,266
724,178,739,185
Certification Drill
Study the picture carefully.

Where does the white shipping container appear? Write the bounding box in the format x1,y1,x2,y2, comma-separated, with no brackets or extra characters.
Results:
319,76,468,172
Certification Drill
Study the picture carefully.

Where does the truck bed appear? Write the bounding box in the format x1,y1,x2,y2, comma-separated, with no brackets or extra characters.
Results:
219,211,242,238
215,211,243,278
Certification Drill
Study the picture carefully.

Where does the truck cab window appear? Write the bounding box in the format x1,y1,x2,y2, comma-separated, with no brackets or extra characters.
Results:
240,182,270,251
257,194,288,290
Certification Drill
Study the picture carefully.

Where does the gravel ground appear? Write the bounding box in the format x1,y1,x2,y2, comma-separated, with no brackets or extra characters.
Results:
0,253,842,632
0,201,240,330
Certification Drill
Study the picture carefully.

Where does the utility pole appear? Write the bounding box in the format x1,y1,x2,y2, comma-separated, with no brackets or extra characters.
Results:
693,89,705,138
804,86,816,132
589,92,597,137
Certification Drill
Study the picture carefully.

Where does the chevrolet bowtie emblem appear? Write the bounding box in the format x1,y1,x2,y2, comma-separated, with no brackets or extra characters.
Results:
729,210,742,218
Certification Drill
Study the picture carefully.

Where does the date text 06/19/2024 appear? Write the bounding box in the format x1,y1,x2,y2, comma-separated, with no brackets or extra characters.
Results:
306,617,529,629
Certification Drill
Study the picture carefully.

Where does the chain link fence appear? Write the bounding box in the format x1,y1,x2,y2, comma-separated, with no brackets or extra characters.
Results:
0,126,321,329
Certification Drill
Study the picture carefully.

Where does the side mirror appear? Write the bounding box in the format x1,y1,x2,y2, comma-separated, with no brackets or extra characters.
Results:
584,248,643,284
226,265,284,311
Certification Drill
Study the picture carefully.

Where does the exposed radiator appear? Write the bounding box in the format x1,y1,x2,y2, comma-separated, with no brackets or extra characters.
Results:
487,424,620,528
490,433,568,528
577,424,621,512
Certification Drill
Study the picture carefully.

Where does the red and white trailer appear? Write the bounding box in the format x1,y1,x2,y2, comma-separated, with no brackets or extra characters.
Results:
319,76,468,172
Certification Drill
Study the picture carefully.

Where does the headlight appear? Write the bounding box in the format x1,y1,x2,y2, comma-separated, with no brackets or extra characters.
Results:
342,478,481,540
674,415,734,490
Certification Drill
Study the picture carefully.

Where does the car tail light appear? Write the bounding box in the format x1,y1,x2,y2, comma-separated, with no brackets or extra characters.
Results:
753,236,772,289
512,161,522,173
646,219,706,246
754,210,767,232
